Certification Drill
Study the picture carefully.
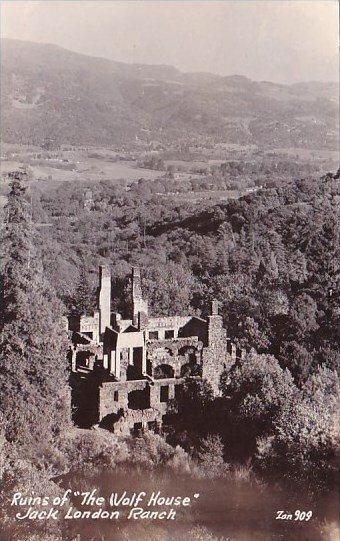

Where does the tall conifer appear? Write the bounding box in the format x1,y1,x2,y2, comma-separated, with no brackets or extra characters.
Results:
0,173,70,445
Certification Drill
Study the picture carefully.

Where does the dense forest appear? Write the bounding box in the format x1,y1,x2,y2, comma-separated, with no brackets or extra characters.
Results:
0,169,339,541
35,169,340,380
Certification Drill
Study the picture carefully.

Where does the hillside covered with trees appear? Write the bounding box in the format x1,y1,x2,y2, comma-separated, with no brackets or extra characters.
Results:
1,39,339,150
35,170,340,382
0,170,339,541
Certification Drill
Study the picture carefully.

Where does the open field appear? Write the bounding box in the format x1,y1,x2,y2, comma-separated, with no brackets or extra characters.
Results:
1,153,163,188
1,142,337,206
164,159,225,170
264,147,339,160
79,158,161,181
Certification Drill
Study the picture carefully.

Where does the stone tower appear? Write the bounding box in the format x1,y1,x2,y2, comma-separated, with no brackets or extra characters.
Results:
99,265,111,337
132,267,148,327
202,300,227,394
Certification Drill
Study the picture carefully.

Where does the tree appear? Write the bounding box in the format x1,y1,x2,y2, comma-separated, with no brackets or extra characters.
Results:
176,378,214,415
219,352,297,459
142,262,198,316
256,366,340,486
288,293,319,341
279,341,314,385
197,434,227,478
221,352,297,427
166,378,216,451
0,174,70,446
72,262,95,315
289,249,308,284
235,316,270,352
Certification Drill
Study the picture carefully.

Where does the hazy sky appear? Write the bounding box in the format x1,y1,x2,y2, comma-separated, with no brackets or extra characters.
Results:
1,0,339,83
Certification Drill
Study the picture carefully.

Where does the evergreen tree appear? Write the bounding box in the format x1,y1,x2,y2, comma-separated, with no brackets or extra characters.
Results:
0,174,70,445
73,261,94,315
289,249,308,284
197,434,227,478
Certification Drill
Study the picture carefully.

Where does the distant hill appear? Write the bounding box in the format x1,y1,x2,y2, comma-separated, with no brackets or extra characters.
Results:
1,38,339,149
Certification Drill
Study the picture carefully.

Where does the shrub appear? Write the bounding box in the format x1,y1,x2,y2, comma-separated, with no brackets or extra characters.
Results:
0,451,64,541
196,435,229,479
126,432,188,470
58,428,129,470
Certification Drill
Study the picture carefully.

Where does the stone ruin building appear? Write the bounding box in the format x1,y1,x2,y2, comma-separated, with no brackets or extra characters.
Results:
68,265,243,435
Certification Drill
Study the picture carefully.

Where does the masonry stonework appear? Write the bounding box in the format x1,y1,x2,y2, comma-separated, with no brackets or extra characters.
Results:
68,265,243,434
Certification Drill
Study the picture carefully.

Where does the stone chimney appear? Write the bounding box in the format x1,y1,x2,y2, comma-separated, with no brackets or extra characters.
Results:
137,311,148,331
207,299,223,347
211,299,219,316
132,267,148,326
98,265,111,337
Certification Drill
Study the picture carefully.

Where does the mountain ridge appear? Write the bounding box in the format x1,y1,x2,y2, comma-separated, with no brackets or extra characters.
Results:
1,38,338,149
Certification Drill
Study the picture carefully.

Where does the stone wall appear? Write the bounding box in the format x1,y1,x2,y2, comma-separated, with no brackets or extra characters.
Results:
99,382,127,420
98,376,185,429
147,336,200,354
79,312,100,340
113,407,163,436
147,337,203,379
99,265,111,336
147,315,192,332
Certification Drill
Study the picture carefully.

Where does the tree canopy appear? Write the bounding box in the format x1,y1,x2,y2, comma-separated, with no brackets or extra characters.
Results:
0,173,70,446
